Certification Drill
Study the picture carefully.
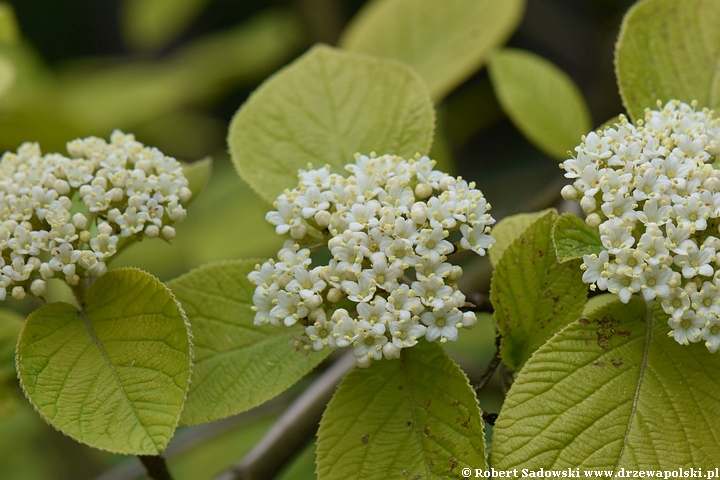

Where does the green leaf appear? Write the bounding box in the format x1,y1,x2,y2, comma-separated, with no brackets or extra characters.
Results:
492,296,720,470
489,208,555,267
167,260,330,425
616,0,720,122
490,210,587,371
121,0,211,51
339,0,525,101
16,268,191,455
316,341,486,479
552,212,603,263
228,44,435,204
488,48,592,160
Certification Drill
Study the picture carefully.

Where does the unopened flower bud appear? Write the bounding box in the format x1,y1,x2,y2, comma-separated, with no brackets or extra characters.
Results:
314,210,331,228
585,213,601,228
11,286,25,301
447,265,464,281
290,222,307,239
109,187,124,202
327,287,342,304
30,279,46,296
410,202,427,224
179,187,192,204
439,175,456,191
145,225,160,238
414,183,433,199
73,213,88,230
580,195,597,214
382,342,401,359
461,311,477,329
53,179,70,195
561,185,578,200
161,225,176,241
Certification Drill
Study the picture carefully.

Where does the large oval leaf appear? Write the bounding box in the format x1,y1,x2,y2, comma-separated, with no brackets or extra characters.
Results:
616,0,720,121
228,44,435,203
492,296,720,470
16,268,191,455
490,210,587,371
316,340,486,479
488,48,592,160
167,260,330,425
339,0,525,101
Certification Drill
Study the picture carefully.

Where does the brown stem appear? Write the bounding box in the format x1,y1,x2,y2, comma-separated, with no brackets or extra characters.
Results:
214,353,355,480
474,335,502,392
138,456,173,480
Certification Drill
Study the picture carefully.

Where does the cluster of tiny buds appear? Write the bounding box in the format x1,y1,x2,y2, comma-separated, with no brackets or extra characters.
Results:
0,130,191,301
560,100,720,352
248,153,495,367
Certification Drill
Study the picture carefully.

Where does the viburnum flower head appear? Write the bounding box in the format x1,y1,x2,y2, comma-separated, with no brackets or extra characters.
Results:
248,153,496,367
0,130,191,301
560,99,720,352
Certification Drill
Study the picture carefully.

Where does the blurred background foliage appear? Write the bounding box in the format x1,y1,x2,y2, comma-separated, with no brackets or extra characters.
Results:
0,0,635,478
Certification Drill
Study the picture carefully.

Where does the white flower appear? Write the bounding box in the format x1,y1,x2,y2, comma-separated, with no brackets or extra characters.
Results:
421,307,461,342
389,318,426,349
561,100,720,353
250,152,495,366
0,130,191,300
701,318,720,352
668,310,704,345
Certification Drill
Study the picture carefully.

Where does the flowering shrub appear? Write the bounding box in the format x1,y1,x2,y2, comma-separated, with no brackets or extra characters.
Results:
560,100,720,351
0,130,191,301
6,0,720,478
248,153,495,366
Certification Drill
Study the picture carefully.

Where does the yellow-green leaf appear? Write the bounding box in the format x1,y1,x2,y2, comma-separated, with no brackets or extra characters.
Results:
493,297,720,470
229,44,435,203
615,0,720,121
339,0,525,101
167,260,330,425
16,268,191,455
488,48,592,159
316,340,486,479
489,208,555,267
490,210,587,371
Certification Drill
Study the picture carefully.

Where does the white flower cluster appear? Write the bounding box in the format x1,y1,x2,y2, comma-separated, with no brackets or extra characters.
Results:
0,130,191,300
561,100,720,352
248,153,495,367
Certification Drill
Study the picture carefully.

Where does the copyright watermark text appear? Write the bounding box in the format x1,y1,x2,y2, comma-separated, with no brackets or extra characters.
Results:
461,468,719,479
